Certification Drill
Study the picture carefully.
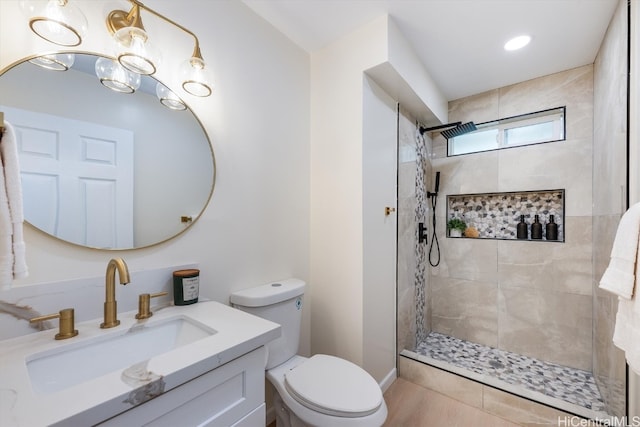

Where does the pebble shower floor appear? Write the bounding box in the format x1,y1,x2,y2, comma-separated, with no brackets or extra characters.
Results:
414,332,606,412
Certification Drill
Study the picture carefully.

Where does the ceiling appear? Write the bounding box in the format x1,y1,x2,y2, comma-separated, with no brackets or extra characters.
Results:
241,0,619,101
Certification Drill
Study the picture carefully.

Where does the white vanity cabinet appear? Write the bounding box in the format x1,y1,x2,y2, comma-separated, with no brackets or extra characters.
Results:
97,346,267,427
1,301,280,427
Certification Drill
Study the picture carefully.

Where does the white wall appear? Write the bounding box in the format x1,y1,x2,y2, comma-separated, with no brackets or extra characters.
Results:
0,0,311,354
309,14,445,385
362,75,397,386
309,16,388,365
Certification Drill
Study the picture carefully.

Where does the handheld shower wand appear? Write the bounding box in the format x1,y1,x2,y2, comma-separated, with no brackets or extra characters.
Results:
428,172,441,266
427,171,440,198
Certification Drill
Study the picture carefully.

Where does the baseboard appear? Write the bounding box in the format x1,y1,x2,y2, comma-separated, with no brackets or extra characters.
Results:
379,367,397,393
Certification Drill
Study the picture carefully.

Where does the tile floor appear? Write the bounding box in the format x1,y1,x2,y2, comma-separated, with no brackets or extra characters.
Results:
414,332,605,412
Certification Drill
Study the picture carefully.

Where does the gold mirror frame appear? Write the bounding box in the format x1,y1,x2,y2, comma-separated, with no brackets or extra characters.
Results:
0,51,216,250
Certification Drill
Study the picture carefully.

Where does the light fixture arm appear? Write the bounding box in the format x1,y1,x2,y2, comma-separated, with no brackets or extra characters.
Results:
106,2,145,34
107,0,205,61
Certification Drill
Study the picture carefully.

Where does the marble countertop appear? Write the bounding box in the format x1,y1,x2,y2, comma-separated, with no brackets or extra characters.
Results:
0,301,281,427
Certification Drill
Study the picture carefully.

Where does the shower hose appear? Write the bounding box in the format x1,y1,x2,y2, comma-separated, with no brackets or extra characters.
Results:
428,194,440,267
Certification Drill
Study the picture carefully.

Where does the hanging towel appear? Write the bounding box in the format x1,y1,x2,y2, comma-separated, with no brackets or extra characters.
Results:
599,202,640,375
599,202,640,298
0,121,27,289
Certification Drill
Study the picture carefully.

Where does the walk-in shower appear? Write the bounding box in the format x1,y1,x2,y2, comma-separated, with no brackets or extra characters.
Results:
396,1,631,422
396,46,628,422
399,123,618,420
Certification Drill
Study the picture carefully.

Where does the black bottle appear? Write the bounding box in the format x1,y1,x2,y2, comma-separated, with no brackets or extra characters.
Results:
546,215,558,241
531,214,543,240
516,215,528,239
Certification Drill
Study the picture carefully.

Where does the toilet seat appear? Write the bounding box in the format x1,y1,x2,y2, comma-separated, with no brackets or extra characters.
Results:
284,354,383,418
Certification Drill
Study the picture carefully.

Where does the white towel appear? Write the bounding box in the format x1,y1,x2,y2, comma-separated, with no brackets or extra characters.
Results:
599,202,640,299
0,152,12,288
0,121,28,289
612,297,640,375
599,202,640,375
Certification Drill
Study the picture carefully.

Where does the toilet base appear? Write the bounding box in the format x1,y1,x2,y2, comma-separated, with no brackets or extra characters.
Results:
273,388,308,427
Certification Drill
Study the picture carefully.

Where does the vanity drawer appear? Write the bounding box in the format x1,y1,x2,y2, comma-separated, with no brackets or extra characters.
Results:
98,346,266,427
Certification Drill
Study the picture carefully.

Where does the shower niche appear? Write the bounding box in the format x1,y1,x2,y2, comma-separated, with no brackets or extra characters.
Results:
446,189,565,242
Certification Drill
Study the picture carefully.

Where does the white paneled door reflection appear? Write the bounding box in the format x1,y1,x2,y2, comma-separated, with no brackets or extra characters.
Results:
2,105,133,248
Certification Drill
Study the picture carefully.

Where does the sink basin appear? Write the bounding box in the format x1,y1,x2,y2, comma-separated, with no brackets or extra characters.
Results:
26,315,217,394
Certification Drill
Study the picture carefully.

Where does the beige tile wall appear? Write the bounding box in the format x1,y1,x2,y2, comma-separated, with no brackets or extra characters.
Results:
430,64,594,370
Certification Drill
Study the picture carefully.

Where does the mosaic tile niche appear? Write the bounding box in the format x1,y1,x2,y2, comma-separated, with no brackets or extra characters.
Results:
446,189,564,241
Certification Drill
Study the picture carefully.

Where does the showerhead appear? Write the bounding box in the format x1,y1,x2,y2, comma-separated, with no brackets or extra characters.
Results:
419,121,477,139
440,122,477,139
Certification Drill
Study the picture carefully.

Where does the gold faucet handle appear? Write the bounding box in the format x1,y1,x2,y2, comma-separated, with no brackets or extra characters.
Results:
30,308,79,340
135,292,168,319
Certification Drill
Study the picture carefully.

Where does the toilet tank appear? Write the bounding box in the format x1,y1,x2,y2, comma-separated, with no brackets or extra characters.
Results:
230,278,305,369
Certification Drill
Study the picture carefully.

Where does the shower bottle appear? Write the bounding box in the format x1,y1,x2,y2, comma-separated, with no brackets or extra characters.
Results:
516,215,528,239
531,215,543,240
546,215,558,240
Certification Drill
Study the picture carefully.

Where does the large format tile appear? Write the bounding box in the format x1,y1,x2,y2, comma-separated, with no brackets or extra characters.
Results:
398,356,483,408
431,276,498,347
498,287,592,370
498,65,594,142
448,88,500,124
497,138,592,217
431,150,499,217
498,217,593,296
433,236,498,283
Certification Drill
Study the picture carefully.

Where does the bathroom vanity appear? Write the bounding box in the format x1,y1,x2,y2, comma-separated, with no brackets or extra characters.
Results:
0,301,280,427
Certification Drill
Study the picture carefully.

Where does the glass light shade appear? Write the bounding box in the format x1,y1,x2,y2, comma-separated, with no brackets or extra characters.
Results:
95,57,141,94
179,57,213,97
26,0,88,47
28,53,75,71
156,83,187,111
504,35,531,51
113,26,160,76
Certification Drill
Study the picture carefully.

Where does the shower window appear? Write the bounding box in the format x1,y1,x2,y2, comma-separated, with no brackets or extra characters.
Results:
448,106,565,156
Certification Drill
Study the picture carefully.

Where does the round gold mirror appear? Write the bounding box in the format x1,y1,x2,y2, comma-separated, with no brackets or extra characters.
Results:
0,53,215,250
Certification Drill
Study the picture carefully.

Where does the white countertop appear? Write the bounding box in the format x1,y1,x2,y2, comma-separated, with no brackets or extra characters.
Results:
0,301,280,427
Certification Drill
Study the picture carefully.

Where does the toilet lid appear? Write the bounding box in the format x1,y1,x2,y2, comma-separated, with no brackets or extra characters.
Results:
284,354,383,418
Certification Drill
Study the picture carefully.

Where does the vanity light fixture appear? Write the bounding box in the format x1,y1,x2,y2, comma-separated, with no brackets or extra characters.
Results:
23,0,88,47
95,57,141,94
28,52,75,71
24,0,214,99
106,0,213,97
106,1,159,76
504,35,531,51
156,82,187,111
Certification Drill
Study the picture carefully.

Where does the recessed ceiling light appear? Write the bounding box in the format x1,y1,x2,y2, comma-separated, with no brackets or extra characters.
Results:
504,35,531,51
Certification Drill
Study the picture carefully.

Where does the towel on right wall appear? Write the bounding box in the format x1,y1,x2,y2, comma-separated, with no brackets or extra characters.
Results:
599,202,640,375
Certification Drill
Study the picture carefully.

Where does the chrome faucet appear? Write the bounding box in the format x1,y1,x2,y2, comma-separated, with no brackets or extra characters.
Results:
100,258,131,329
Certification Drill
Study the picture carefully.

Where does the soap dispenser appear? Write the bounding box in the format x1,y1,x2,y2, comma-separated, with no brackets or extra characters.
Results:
531,214,543,240
516,215,528,239
546,215,558,240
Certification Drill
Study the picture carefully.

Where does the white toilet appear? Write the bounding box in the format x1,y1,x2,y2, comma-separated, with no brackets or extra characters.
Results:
230,278,388,427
